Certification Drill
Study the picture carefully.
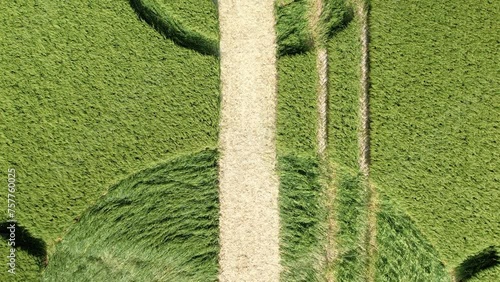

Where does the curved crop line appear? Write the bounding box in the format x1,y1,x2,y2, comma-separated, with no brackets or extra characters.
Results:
276,0,314,56
106,148,218,193
44,148,219,280
129,0,219,56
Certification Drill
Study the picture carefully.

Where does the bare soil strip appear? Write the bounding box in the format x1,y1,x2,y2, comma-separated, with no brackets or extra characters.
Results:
317,48,329,157
309,0,329,158
217,0,281,281
355,1,377,281
357,0,370,179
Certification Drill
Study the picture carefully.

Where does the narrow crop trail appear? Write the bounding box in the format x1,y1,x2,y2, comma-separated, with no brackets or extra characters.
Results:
217,0,281,281
316,48,329,157
311,1,329,158
309,0,337,280
355,1,377,281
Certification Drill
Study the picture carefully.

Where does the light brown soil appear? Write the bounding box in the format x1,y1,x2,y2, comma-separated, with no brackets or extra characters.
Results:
316,48,329,157
217,0,281,281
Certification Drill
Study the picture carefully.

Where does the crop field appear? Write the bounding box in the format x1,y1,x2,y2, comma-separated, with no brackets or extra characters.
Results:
277,51,325,281
0,0,498,281
325,4,456,280
0,0,219,281
276,52,319,155
369,0,499,280
275,1,459,280
323,0,500,280
43,150,219,281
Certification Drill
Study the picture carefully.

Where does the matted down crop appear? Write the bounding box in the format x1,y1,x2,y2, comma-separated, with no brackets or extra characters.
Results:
43,149,220,282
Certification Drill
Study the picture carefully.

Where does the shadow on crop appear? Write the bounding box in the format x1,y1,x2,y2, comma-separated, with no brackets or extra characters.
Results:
0,221,48,267
454,246,499,281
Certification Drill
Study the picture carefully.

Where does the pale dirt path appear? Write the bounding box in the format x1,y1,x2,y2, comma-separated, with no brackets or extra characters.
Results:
217,0,280,281
310,0,329,158
355,1,377,281
357,0,370,179
316,48,329,157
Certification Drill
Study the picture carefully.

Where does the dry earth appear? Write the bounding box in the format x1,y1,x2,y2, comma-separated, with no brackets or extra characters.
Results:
217,0,281,281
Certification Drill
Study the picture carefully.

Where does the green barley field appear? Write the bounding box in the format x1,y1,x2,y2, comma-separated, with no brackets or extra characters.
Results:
0,0,219,281
370,0,499,280
0,0,498,281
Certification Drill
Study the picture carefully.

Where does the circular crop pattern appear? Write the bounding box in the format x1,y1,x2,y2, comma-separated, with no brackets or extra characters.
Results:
43,149,220,281
130,0,350,57
130,0,219,55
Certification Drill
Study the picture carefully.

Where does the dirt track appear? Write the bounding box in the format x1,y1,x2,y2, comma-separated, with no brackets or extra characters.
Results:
355,1,377,281
217,0,281,281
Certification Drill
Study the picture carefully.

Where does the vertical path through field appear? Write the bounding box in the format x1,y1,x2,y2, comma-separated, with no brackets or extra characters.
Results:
217,0,281,281
316,49,329,157
311,0,329,158
309,0,337,280
355,1,377,281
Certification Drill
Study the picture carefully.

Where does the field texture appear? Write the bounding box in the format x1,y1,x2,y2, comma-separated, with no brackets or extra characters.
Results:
276,51,326,281
276,0,312,56
370,0,500,279
277,52,319,155
327,11,361,171
0,0,219,280
275,1,457,280
43,150,219,281
1,0,498,281
375,195,450,282
326,8,370,280
279,155,325,281
325,2,465,280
